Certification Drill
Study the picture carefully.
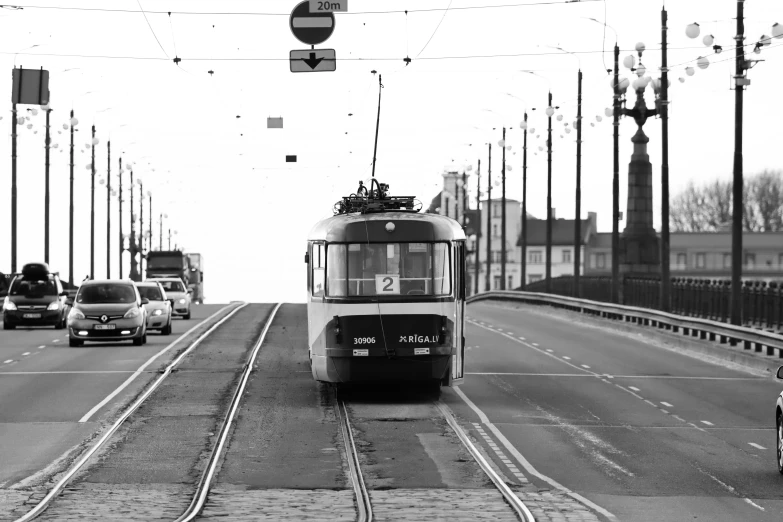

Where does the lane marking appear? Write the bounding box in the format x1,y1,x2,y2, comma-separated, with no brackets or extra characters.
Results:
628,386,641,392
672,415,686,422
22,352,30,356
518,336,525,340
546,349,554,353
3,360,13,364
562,356,571,360
78,303,242,423
0,371,137,375
660,409,669,414
744,498,765,511
493,422,774,431
468,373,591,377
532,343,539,347
467,374,762,381
644,400,657,407
661,402,674,408
38,345,45,349
455,387,616,520
52,339,59,343
748,443,766,450
581,365,591,369
701,420,714,426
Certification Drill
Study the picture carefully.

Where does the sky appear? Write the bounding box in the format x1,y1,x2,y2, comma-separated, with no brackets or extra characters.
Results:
1,0,782,303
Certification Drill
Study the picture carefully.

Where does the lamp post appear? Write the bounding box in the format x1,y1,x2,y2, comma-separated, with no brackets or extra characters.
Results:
500,127,507,290
474,159,481,295
545,92,554,293
139,179,144,279
160,213,166,251
90,125,96,280
148,191,153,255
485,143,492,292
129,169,138,282
44,105,52,264
521,113,528,289
68,110,76,287
106,141,111,278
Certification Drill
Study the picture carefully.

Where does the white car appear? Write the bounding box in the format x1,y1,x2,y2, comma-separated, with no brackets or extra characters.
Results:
150,277,192,319
777,365,783,474
136,281,173,335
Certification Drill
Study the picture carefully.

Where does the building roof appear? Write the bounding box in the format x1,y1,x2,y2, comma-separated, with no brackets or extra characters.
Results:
517,218,592,247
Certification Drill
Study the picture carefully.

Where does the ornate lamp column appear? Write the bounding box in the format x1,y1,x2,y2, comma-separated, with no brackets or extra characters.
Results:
619,43,660,282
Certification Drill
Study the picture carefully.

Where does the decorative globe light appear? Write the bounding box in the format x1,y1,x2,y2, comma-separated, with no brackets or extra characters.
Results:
685,66,695,76
529,128,535,134
538,146,543,151
519,120,527,129
651,77,661,92
507,165,513,171
685,22,700,39
545,106,555,117
86,143,91,149
619,77,630,93
590,122,595,127
773,23,783,39
605,107,614,117
85,164,91,170
679,77,686,83
466,165,473,171
635,42,646,53
63,123,68,130
596,115,603,122
565,128,572,134
622,54,635,69
506,145,512,151
636,63,647,76
703,34,714,46
92,137,99,145
494,180,500,186
53,143,59,149
456,179,464,187
498,139,505,147
556,114,563,122
632,77,644,90
17,117,25,125
70,117,78,126
34,130,38,134
696,56,709,69
564,122,569,126
99,179,105,185
753,45,761,54
30,108,38,116
536,134,540,138
26,123,33,129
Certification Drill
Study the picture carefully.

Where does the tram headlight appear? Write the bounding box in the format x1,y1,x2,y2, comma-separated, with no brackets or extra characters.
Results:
333,315,342,343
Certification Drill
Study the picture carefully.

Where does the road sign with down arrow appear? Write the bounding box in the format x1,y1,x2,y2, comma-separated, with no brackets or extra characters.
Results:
290,49,336,73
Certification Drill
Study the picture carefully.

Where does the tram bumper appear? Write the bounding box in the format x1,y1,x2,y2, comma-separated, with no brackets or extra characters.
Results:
312,346,452,383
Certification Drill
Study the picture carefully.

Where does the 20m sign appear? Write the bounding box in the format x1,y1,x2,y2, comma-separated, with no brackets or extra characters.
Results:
309,0,347,12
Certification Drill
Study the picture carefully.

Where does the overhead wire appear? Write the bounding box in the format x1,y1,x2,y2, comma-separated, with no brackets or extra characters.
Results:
415,0,453,59
135,0,169,58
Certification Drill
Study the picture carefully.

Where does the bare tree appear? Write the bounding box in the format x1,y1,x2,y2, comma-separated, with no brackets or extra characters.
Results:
670,170,783,232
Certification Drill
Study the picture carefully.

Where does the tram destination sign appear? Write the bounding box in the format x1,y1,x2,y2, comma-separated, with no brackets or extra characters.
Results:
290,49,336,73
290,0,335,46
309,0,347,12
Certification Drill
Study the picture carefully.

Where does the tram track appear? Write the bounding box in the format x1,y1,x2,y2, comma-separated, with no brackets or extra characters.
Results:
334,393,535,522
11,302,281,522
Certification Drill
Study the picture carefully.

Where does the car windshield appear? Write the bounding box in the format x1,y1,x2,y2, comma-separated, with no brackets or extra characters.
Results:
77,284,136,304
137,286,163,300
158,281,184,292
10,277,58,297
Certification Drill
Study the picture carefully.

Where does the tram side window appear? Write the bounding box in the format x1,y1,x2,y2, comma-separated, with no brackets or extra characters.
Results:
326,244,347,296
312,243,325,297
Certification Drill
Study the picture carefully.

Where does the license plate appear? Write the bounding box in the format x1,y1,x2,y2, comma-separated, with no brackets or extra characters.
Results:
414,348,430,355
23,313,41,319
94,324,116,330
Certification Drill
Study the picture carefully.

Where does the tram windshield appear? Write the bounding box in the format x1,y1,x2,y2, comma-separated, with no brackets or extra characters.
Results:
326,243,451,297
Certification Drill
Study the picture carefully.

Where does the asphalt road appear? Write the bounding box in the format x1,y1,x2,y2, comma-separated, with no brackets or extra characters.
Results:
442,300,783,522
0,303,228,491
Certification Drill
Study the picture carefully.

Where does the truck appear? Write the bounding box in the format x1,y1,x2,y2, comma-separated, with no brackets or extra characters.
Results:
145,251,190,286
186,253,204,304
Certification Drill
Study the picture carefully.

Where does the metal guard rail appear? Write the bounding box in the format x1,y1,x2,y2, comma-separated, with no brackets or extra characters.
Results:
466,290,783,360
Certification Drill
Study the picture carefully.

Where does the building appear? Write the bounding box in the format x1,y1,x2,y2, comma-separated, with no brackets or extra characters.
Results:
518,212,597,285
585,231,783,280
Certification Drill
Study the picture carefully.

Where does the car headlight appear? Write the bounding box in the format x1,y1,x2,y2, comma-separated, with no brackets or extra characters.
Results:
3,298,17,311
47,301,60,311
178,298,186,304
68,308,85,320
124,307,140,319
153,309,162,316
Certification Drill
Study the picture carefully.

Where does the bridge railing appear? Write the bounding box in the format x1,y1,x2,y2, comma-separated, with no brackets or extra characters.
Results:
519,275,783,333
466,289,783,360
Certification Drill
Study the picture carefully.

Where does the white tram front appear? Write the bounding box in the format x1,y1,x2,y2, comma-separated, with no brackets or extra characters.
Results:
305,181,466,388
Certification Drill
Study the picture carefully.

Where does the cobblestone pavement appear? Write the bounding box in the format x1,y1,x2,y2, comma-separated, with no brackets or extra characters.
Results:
200,487,356,520
511,485,602,522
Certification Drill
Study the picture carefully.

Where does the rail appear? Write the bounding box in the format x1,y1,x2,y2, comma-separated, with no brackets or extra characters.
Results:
467,290,783,360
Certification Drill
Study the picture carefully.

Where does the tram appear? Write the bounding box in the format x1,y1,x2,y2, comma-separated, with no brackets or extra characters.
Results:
306,179,466,389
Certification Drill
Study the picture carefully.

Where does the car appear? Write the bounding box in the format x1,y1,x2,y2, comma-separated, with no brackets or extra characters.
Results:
67,279,148,347
3,263,70,330
135,281,173,335
151,277,192,319
777,365,783,475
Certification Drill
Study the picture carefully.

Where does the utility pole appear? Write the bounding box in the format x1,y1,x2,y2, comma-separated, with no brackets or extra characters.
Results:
129,169,138,282
149,193,153,255
574,70,583,298
69,110,75,287
139,180,145,280
11,101,17,274
168,228,172,250
44,107,51,264
545,91,553,293
106,141,111,279
474,159,481,295
118,157,123,279
501,127,507,290
660,7,671,311
485,143,492,292
612,44,621,303
90,125,96,280
159,213,163,251
730,0,745,325
521,112,528,289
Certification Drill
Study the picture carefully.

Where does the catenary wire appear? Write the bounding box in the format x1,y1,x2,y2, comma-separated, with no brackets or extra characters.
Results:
135,0,169,58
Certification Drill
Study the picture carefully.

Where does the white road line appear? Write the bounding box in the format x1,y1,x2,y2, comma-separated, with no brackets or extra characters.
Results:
744,498,765,511
455,387,616,521
672,415,686,422
701,420,714,426
518,336,525,340
748,443,767,450
78,303,242,423
661,402,674,408
628,386,641,392
3,360,13,364
52,339,59,343
532,343,539,347
605,375,614,379
581,365,591,369
644,400,657,407
38,345,45,349
660,409,669,414
0,371,137,375
22,352,30,356
562,356,571,360
546,349,553,353
467,373,594,377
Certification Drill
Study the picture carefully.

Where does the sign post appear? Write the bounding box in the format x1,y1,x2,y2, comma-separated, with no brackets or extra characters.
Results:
289,1,337,73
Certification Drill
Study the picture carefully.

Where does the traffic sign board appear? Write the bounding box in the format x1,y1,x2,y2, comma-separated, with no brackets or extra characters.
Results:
290,49,336,73
290,1,335,46
309,0,347,13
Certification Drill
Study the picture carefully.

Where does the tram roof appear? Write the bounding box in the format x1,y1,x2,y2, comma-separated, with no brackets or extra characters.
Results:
308,212,466,243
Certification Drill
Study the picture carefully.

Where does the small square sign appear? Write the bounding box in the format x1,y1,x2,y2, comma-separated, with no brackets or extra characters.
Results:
375,274,400,295
286,155,297,163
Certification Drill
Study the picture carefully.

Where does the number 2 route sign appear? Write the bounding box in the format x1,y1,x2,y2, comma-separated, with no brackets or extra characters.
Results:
290,1,335,46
